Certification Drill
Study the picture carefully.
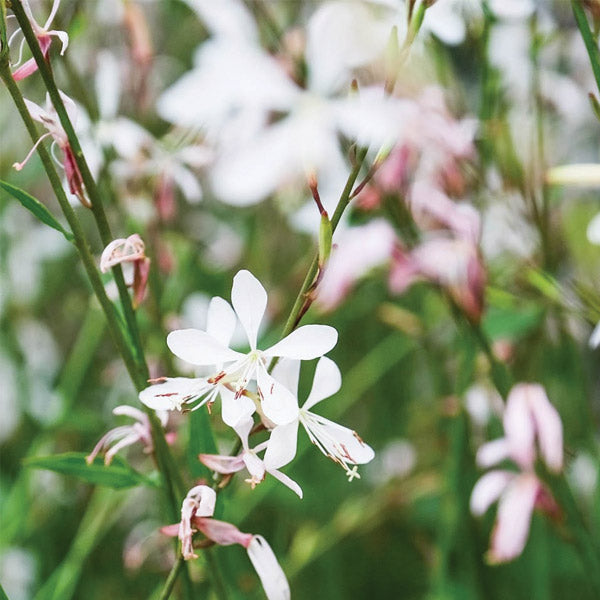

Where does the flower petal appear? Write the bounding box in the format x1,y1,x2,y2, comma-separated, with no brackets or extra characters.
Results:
231,270,267,350
303,356,342,411
269,468,303,499
247,535,291,600
263,421,299,470
167,328,243,366
220,386,256,428
199,453,245,474
270,359,300,397
470,470,514,516
475,438,511,469
526,385,563,473
139,377,208,411
264,325,338,360
195,517,253,548
257,366,300,426
488,473,540,564
503,384,536,470
206,296,238,348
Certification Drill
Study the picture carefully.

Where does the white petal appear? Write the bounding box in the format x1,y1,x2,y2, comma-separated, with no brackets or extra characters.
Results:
489,473,539,563
591,322,600,349
199,453,245,474
183,0,258,43
475,439,510,469
264,325,338,360
206,296,238,348
264,422,299,470
170,163,202,203
247,536,291,600
303,356,342,411
258,366,300,426
469,470,513,516
167,329,243,366
526,385,563,473
95,50,121,120
24,98,49,124
243,451,266,481
220,386,256,428
231,270,267,350
587,213,600,245
270,359,300,397
138,377,208,411
269,468,303,499
112,405,146,422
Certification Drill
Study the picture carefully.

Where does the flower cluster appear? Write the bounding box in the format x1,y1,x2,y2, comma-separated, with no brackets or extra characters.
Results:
470,383,563,563
139,269,374,495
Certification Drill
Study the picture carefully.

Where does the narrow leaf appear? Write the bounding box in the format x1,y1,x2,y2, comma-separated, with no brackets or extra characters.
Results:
24,452,158,489
0,179,74,242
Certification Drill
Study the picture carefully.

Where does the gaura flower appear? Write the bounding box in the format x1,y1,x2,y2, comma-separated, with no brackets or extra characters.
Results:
163,484,290,600
13,92,88,207
164,269,337,425
86,405,169,465
267,357,375,480
470,383,563,563
140,296,255,428
200,416,303,498
10,0,69,81
100,234,151,307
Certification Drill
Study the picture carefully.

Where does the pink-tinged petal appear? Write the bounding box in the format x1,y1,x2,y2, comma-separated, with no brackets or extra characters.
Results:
243,451,266,482
270,359,300,397
257,366,300,425
263,422,299,470
269,469,303,499
23,98,49,124
475,439,511,469
104,432,143,464
526,384,564,473
160,524,180,537
167,329,243,366
264,325,338,360
470,470,514,516
504,384,536,470
48,29,69,54
195,517,253,548
12,58,39,81
139,377,208,411
133,257,151,308
231,270,267,350
199,453,245,474
247,535,291,600
488,473,540,564
206,296,237,348
186,484,217,518
100,235,146,273
220,386,256,428
303,356,342,411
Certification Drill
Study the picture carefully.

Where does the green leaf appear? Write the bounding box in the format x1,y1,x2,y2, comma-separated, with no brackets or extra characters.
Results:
24,452,158,489
482,305,544,341
0,583,9,600
0,180,74,242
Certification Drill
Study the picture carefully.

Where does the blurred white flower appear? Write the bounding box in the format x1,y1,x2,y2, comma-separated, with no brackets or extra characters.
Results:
0,548,36,600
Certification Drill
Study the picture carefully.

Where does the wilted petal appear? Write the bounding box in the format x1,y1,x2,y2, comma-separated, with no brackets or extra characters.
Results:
195,517,253,547
247,535,291,600
206,296,238,348
264,325,338,360
470,470,513,516
231,270,267,350
199,452,245,474
303,356,342,411
488,473,540,564
167,329,243,366
263,422,299,471
186,484,217,518
257,366,300,425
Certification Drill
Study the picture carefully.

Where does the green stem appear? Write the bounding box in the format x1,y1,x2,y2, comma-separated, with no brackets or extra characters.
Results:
158,555,185,600
573,1,600,95
11,0,145,371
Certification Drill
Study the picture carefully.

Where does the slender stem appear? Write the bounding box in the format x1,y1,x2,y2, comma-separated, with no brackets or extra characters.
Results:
158,555,185,600
11,0,145,370
573,1,600,95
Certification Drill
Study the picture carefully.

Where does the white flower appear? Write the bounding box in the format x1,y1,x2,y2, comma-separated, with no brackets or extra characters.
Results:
267,357,375,480
164,270,337,425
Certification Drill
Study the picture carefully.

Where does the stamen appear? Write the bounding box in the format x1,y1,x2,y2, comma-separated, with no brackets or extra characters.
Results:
12,132,53,170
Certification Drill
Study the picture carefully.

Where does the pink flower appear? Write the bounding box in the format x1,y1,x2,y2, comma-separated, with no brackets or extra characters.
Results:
163,484,290,599
470,383,563,563
10,0,69,81
86,405,168,465
13,92,88,207
389,237,486,323
100,234,151,308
